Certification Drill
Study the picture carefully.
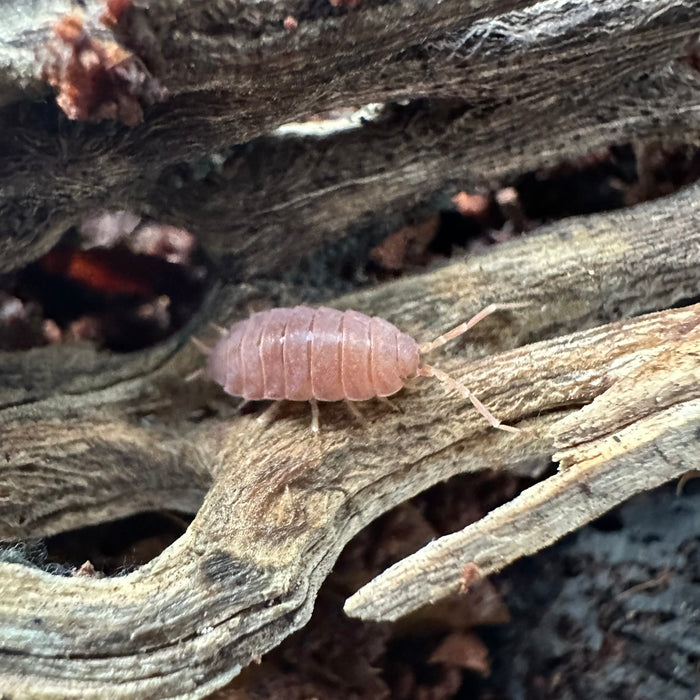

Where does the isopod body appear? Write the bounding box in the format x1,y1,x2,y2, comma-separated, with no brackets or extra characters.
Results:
198,302,520,433
206,306,420,402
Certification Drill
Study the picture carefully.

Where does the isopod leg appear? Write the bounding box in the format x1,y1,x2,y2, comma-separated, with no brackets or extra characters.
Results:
190,336,212,355
419,364,519,433
377,396,401,412
256,401,281,427
208,322,229,337
344,399,367,425
419,302,526,355
310,399,320,434
184,368,205,382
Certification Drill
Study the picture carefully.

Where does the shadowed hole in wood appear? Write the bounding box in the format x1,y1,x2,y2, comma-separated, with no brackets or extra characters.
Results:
0,213,210,352
0,511,194,577
366,141,700,281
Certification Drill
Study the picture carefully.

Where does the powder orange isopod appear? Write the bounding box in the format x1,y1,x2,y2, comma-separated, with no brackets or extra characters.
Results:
194,304,520,433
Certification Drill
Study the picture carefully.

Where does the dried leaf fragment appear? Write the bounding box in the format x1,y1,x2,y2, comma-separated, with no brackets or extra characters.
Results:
459,561,482,594
429,632,491,676
283,16,298,32
369,216,440,271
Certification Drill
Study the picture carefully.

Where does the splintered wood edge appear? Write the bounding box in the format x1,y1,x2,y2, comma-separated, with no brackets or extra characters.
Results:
344,326,700,621
345,400,700,621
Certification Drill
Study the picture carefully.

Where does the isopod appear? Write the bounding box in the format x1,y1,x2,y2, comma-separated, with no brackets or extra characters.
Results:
193,304,519,433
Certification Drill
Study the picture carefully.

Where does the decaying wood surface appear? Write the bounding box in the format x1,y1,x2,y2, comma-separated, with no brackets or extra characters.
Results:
1,0,699,273
1,0,699,697
345,333,700,620
2,186,699,697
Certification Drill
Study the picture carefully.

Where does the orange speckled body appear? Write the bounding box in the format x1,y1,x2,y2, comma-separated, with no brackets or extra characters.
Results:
206,306,420,402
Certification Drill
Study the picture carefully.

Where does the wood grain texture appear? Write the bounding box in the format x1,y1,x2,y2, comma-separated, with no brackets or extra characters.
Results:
1,188,699,696
1,0,699,696
345,325,700,621
1,0,698,273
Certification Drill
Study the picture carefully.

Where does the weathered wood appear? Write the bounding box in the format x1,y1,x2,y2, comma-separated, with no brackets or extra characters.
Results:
1,0,698,273
1,0,699,696
1,308,697,697
1,185,699,696
344,330,700,621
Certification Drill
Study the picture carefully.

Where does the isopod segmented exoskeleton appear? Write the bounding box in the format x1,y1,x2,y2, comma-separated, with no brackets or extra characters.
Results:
193,304,520,433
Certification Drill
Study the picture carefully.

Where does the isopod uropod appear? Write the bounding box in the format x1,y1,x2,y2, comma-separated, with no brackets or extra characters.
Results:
194,304,519,433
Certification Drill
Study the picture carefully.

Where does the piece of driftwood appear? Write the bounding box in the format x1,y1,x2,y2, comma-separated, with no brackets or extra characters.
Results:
345,334,700,620
1,186,699,697
1,0,700,697
1,0,699,273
